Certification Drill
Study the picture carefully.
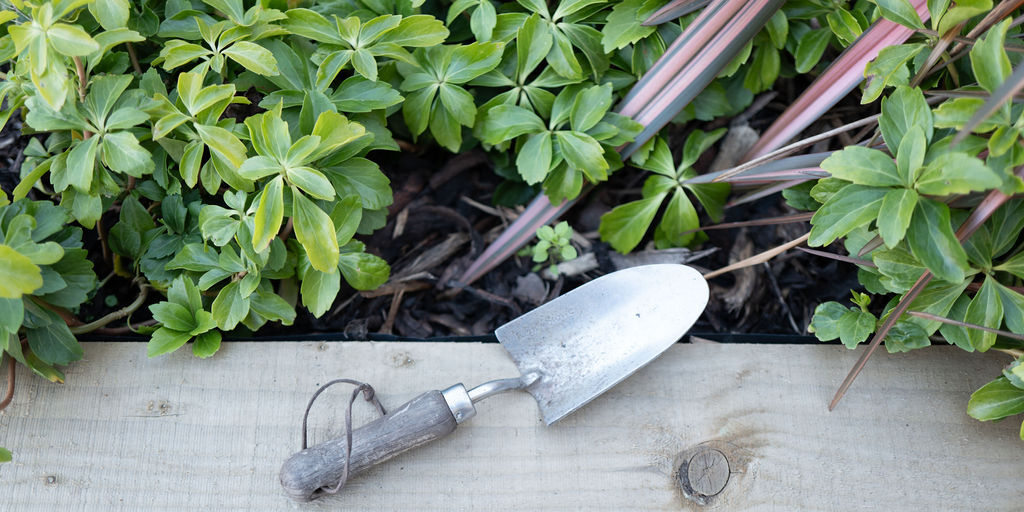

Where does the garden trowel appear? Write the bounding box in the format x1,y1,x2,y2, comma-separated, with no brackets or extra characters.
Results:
280,264,708,501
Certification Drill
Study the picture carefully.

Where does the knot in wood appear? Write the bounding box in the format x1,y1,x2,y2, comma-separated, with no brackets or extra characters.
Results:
677,447,730,504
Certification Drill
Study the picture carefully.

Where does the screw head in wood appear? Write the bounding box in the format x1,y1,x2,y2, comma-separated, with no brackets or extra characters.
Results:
685,448,729,497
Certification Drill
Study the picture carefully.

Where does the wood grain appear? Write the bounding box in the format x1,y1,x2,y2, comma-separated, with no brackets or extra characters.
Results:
1,342,1020,511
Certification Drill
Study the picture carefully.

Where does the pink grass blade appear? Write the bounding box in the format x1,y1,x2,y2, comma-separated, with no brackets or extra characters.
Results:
643,0,713,26
726,178,813,207
457,194,575,286
742,0,930,160
797,247,877,268
682,212,813,234
619,0,750,117
621,0,786,157
685,152,831,184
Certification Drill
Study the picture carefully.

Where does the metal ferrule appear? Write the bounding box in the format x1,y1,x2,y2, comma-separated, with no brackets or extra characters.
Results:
441,383,477,424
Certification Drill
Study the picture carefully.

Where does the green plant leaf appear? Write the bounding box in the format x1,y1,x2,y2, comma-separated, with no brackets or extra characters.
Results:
291,189,339,273
601,0,658,52
570,83,612,133
480,104,545,144
282,8,344,44
253,175,284,252
438,83,477,127
873,0,924,29
895,125,926,186
65,137,100,193
90,0,130,30
324,158,393,210
516,131,553,185
300,267,340,317
884,320,930,353
826,8,862,45
0,447,10,463
656,191,699,248
0,298,24,334
939,293,973,351
995,251,1024,280
383,15,449,47
429,101,462,152
401,87,435,137
903,278,971,334
808,185,887,247
446,42,504,83
287,166,335,201
250,288,296,325
969,18,1010,94
24,307,82,365
995,281,1024,334
820,146,902,187
338,251,390,290
808,301,847,341
880,86,933,151
556,131,606,175
547,29,582,80
101,132,153,177
862,44,926,104
223,41,279,76
599,193,668,253
517,14,552,77
211,280,250,330
0,245,42,298
838,309,876,348
47,23,100,56
933,98,998,132
915,153,1000,196
967,377,1024,421
965,275,1003,352
196,124,247,168
351,48,378,81
150,301,196,332
794,28,831,73
238,156,282,181
906,198,969,283
191,330,221,358
146,327,192,357
877,188,918,248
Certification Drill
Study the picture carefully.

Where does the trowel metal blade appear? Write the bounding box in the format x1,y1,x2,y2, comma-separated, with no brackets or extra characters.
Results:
495,264,708,425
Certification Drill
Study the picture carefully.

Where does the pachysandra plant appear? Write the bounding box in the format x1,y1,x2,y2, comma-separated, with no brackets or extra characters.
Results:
797,15,1024,438
479,82,641,202
599,130,729,253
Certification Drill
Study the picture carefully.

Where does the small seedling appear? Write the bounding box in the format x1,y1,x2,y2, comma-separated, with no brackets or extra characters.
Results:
519,222,578,275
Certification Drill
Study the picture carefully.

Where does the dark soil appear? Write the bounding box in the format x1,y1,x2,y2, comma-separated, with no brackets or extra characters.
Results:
1,94,863,342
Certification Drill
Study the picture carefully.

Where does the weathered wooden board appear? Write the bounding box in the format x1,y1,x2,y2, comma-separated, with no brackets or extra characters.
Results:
1,342,1020,511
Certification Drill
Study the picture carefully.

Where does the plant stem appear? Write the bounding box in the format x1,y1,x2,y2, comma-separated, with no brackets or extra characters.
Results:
906,310,1024,342
0,351,14,411
73,56,92,139
126,42,142,74
995,348,1024,358
96,212,112,264
710,115,879,183
69,283,150,335
703,232,810,279
279,217,294,241
914,28,1024,52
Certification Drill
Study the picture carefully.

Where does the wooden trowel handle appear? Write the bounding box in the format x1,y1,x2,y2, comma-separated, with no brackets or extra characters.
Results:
280,385,476,502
